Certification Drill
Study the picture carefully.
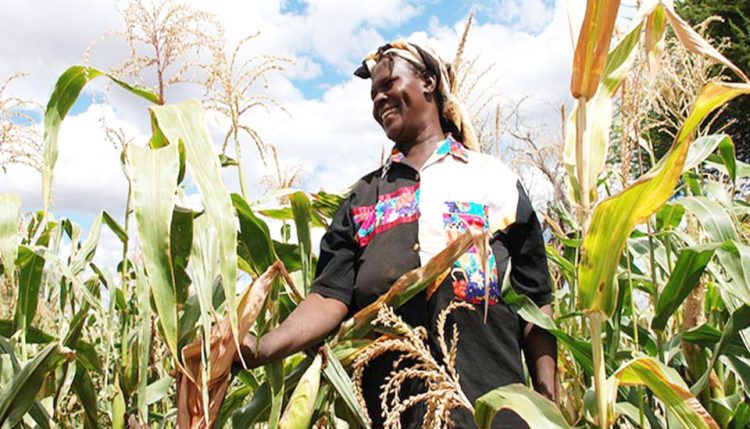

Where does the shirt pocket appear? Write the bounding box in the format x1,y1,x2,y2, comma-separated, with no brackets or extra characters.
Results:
442,201,500,305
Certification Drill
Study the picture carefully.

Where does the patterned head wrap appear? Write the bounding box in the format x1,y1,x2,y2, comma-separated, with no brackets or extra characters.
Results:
354,41,479,151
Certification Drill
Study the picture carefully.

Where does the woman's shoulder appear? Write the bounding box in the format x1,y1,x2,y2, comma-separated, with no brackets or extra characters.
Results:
464,150,520,185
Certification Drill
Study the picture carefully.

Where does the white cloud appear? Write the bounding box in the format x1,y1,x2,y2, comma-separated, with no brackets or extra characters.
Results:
0,103,148,214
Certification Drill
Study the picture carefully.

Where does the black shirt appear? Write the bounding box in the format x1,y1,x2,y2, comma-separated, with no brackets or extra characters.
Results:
311,137,552,428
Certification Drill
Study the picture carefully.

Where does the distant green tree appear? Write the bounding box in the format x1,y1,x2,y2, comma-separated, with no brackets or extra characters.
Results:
677,0,750,162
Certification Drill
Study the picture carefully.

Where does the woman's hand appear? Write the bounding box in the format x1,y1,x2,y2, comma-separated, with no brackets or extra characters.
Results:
522,303,558,402
233,293,349,368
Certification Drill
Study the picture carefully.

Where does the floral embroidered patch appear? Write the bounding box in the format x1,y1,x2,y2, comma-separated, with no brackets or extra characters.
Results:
352,184,420,247
443,201,499,305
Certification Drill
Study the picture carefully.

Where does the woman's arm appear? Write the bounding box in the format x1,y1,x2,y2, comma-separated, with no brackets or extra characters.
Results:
522,303,558,402
235,292,348,367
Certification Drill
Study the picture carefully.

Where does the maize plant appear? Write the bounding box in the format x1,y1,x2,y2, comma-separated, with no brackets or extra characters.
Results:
1,0,750,428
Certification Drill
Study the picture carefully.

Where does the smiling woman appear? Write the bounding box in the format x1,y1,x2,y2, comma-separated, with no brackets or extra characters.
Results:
236,40,557,429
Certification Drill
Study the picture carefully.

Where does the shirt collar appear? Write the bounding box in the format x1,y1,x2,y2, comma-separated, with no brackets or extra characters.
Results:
385,135,468,167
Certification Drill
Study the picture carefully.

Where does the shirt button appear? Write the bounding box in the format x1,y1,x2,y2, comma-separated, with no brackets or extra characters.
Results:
412,242,420,252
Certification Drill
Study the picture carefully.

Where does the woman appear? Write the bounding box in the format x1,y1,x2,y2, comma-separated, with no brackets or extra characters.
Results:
236,41,557,428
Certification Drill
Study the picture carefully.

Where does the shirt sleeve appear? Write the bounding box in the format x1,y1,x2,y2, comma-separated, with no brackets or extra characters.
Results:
495,181,552,307
310,195,358,308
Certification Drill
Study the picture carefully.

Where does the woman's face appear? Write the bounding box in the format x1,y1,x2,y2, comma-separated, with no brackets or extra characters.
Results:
370,56,437,144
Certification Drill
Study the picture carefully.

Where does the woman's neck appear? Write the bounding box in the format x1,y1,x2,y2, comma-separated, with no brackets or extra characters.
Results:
396,124,445,171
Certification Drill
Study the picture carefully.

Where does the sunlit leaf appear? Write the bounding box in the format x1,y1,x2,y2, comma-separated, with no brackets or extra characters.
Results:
614,357,718,428
151,99,239,353
279,354,322,429
127,142,180,360
579,82,750,317
42,65,158,211
475,383,571,429
290,191,313,294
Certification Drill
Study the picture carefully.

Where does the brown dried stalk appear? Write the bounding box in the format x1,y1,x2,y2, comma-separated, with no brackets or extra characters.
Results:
177,261,296,429
352,302,474,429
0,73,42,172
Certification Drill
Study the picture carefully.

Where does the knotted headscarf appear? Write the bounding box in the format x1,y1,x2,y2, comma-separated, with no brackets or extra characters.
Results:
354,41,479,151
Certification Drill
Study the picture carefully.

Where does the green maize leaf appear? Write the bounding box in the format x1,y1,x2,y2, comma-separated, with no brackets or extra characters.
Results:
652,244,719,331
337,230,474,341
274,240,303,273
656,203,685,231
42,65,158,211
170,207,194,305
266,360,285,429
135,265,151,420
279,354,322,429
502,283,593,375
475,383,571,429
232,359,311,428
0,336,51,429
692,304,750,395
322,344,371,428
259,206,329,229
63,300,91,347
0,343,66,427
0,194,21,287
74,340,103,375
150,99,239,349
72,362,98,429
127,142,180,362
290,191,313,293
145,376,174,405
614,357,719,428
217,384,253,428
579,82,750,317
675,197,739,243
616,401,652,429
644,2,666,82
102,211,127,244
14,231,51,332
68,213,102,276
682,134,732,173
112,376,126,429
715,241,750,304
219,153,239,167
189,214,219,419
682,323,748,358
0,320,53,343
721,355,750,397
312,190,346,221
234,193,278,275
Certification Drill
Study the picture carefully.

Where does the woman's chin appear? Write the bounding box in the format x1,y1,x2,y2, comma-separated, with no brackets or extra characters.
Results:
382,123,404,142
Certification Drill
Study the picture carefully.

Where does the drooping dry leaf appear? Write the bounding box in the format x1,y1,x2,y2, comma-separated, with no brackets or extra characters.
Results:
177,261,292,429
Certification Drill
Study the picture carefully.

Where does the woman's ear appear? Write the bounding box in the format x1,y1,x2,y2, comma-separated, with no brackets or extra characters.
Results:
421,73,437,94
